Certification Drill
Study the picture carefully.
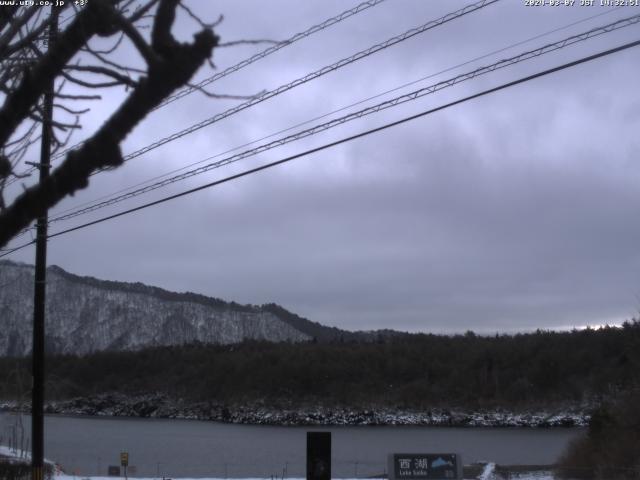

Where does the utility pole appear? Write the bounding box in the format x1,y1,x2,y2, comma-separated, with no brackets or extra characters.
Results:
31,6,57,480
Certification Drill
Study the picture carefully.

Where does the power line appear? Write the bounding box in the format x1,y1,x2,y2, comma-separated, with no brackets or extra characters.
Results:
7,0,389,183
156,0,388,110
5,0,501,242
48,4,624,222
44,12,640,226
51,0,499,171
3,36,638,259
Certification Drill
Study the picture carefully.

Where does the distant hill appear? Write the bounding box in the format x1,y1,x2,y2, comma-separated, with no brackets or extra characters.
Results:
0,260,371,356
1,322,638,411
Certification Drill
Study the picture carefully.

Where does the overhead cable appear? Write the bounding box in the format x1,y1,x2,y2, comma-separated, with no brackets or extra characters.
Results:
49,4,624,220
50,0,500,168
2,37,639,259
156,0,389,110
7,0,389,183
45,13,640,225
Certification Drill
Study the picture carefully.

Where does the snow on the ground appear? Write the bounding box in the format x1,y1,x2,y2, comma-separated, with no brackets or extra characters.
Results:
1,443,61,475
54,474,557,480
5,446,556,480
54,477,375,480
479,462,495,480
505,473,555,480
0,444,31,461
55,477,284,480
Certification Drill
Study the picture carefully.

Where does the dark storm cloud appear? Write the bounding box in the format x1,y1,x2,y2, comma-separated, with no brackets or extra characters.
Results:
6,0,640,332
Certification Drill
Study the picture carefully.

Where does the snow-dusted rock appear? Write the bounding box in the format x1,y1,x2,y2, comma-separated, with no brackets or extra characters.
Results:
0,395,590,427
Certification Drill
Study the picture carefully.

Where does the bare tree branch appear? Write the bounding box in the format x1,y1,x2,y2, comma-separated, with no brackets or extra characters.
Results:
151,0,178,55
127,0,160,24
2,14,49,57
111,10,159,65
217,39,280,47
178,3,222,30
60,69,128,89
0,0,119,148
0,7,38,56
28,109,81,131
4,121,38,149
82,42,146,74
63,64,138,88
0,0,218,247
187,81,266,101
53,103,91,115
83,30,125,55
55,92,102,100
0,7,17,33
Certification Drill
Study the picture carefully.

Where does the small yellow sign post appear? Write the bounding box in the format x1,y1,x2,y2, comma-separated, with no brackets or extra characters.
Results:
120,452,129,480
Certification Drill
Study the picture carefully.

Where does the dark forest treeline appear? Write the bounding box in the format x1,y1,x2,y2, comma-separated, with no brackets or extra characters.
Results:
557,389,640,478
1,321,639,409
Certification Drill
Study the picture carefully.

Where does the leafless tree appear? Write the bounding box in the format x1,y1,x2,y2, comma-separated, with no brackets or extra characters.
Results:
0,0,219,247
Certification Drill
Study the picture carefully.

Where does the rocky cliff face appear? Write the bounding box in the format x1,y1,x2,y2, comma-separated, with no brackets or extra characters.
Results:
0,261,311,356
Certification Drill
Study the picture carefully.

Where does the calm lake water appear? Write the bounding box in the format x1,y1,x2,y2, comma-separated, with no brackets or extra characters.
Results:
0,413,583,478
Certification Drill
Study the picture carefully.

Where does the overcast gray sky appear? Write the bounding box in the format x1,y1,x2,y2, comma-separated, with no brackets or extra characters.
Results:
5,0,640,333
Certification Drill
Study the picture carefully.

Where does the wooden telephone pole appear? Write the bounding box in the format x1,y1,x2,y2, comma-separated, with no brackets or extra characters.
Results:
31,6,57,480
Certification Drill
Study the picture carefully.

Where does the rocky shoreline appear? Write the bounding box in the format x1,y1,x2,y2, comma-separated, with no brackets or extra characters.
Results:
0,393,590,427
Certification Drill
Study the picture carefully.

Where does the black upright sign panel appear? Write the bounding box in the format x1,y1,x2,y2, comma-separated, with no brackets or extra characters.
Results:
307,432,331,480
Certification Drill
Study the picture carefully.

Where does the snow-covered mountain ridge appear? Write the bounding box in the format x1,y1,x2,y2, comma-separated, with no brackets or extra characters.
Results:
0,260,314,356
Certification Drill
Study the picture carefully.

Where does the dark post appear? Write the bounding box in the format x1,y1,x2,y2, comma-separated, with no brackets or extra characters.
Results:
31,7,57,480
306,432,331,480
